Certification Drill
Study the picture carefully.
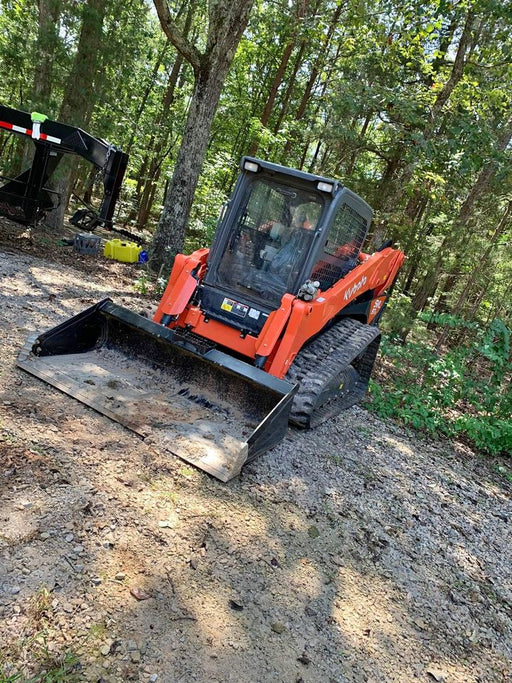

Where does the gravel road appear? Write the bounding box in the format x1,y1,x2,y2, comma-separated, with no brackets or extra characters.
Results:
0,227,511,682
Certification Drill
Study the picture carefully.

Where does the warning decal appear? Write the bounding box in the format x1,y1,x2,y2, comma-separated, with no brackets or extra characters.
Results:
221,297,248,318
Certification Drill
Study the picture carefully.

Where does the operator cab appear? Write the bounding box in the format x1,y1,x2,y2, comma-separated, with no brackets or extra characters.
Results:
201,158,371,335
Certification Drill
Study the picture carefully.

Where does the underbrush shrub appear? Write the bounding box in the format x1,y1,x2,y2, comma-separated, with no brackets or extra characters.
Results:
368,318,511,456
454,415,512,456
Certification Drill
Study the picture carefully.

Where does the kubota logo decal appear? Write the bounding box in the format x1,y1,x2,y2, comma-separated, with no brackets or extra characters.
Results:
343,276,367,301
368,296,387,323
371,298,383,315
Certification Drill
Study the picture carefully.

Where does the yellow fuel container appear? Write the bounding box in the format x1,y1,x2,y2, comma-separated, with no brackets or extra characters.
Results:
103,239,142,263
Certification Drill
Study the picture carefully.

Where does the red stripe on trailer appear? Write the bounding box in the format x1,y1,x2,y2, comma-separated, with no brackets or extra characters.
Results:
0,120,61,144
40,133,61,144
0,120,29,135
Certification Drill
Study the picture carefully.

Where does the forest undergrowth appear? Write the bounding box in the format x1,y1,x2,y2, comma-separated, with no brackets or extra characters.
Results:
369,309,512,457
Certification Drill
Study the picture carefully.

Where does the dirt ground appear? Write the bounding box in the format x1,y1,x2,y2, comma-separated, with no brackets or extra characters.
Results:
0,221,511,683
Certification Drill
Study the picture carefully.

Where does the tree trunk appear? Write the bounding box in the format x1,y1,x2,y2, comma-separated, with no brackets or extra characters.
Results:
456,118,512,227
248,0,309,156
136,135,177,227
149,0,254,273
273,42,307,135
248,40,295,157
282,0,343,158
452,200,512,316
47,0,106,229
82,164,98,204
370,10,478,247
436,207,510,346
17,0,61,172
369,154,403,246
412,114,512,315
344,113,372,176
431,272,458,320
31,0,61,111
127,23,190,228
125,42,169,156
430,114,512,270
59,0,106,128
149,68,227,267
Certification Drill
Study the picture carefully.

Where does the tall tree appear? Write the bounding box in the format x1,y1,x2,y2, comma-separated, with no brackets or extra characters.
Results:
282,0,344,158
149,0,255,273
31,0,62,112
248,0,310,156
369,8,479,247
412,114,512,313
47,0,107,228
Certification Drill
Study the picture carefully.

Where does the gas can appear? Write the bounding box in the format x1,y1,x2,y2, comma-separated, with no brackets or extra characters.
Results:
103,239,142,263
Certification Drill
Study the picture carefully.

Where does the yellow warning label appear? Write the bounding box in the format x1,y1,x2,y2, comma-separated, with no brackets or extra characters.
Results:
221,298,233,312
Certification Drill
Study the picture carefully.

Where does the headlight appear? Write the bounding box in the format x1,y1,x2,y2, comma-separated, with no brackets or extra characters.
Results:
243,161,260,173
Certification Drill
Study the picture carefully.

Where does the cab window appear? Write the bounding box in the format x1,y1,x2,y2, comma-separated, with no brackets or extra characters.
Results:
312,203,368,290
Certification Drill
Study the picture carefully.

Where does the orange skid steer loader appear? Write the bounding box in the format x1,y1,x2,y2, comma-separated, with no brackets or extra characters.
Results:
17,158,404,481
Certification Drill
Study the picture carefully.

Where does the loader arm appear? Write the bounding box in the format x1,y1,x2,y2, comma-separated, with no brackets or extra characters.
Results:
154,249,209,322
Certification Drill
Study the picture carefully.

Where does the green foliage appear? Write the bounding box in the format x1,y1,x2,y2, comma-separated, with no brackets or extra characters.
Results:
133,270,151,295
368,319,512,456
380,293,417,337
417,311,480,331
184,154,231,252
0,581,83,683
27,633,80,682
454,414,512,456
0,662,22,683
478,318,511,385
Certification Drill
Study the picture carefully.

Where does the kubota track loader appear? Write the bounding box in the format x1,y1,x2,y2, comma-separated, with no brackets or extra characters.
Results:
17,158,404,481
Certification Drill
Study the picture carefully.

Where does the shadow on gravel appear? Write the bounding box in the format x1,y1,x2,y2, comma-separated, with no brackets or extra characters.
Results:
0,262,150,326
1,243,511,682
1,373,511,681
69,431,510,683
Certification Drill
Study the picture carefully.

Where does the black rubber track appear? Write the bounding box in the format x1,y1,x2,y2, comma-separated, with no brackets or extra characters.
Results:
286,318,381,428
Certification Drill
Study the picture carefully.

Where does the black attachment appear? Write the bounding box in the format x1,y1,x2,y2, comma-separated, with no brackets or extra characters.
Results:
0,105,128,227
17,299,296,482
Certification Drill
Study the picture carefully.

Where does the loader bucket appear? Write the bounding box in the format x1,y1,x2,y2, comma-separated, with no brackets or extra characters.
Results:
16,299,296,482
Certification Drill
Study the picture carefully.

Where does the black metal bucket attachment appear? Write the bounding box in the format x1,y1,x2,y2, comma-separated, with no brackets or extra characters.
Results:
17,299,296,482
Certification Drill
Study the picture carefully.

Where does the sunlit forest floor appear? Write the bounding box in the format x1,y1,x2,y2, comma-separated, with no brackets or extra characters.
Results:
0,220,511,682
